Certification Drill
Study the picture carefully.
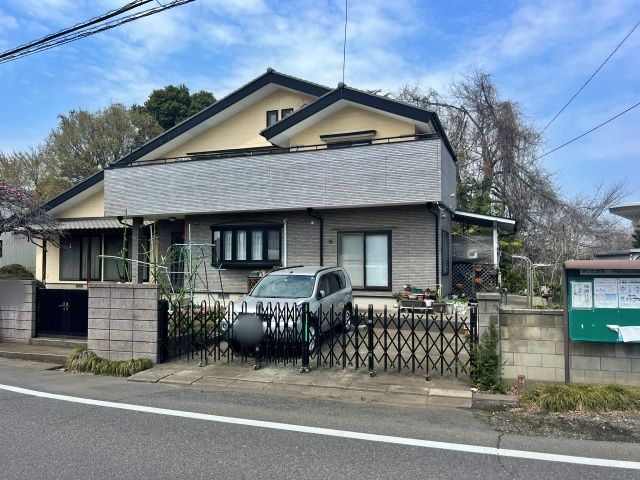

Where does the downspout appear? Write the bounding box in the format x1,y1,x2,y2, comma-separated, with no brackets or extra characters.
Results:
306,208,324,266
283,218,288,267
428,203,440,287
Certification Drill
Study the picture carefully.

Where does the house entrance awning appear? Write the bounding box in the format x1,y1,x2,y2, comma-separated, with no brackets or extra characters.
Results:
57,217,125,230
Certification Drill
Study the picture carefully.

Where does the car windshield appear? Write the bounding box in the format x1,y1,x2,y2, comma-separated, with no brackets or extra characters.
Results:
251,274,315,299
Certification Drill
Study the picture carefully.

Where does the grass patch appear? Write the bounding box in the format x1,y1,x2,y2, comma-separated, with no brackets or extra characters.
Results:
65,347,154,377
521,383,640,413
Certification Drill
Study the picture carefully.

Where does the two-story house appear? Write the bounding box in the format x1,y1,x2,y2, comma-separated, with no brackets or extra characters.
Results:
38,68,468,314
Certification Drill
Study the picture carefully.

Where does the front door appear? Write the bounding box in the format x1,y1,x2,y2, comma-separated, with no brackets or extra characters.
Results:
37,289,88,338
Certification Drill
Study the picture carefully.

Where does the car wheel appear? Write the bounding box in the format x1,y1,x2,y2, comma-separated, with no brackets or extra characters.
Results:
336,305,354,333
307,322,321,354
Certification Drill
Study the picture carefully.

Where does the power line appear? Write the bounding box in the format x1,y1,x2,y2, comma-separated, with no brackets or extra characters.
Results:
341,0,348,85
536,100,640,160
541,18,640,133
0,0,194,64
0,1,153,61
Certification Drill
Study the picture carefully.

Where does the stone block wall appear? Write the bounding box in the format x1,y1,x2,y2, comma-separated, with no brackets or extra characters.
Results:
0,280,36,343
87,283,159,361
476,292,500,336
500,309,566,383
498,308,640,386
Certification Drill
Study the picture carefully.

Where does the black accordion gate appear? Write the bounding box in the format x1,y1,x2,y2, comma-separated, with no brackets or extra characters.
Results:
158,301,479,379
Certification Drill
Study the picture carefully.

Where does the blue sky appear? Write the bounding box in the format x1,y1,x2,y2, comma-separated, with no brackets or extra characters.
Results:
0,0,638,200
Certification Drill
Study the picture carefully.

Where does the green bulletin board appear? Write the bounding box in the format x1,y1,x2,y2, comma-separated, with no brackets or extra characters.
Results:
568,273,640,342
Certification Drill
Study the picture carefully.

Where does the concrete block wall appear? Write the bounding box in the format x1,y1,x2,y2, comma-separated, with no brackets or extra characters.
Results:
87,283,159,361
500,309,566,383
0,280,36,343
498,308,640,386
475,292,500,337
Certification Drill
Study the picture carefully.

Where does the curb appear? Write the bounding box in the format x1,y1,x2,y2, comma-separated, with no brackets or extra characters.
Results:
0,349,68,364
472,392,519,409
129,370,475,409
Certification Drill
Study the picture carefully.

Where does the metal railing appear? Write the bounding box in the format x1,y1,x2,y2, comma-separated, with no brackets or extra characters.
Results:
158,300,478,379
109,132,442,169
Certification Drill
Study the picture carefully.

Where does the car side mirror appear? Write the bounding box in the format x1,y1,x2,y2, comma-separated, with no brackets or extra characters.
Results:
317,289,326,299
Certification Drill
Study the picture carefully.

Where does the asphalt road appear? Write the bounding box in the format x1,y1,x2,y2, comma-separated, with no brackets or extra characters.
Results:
0,358,639,480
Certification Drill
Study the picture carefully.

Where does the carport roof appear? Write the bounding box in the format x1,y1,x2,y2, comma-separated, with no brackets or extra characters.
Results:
453,210,517,234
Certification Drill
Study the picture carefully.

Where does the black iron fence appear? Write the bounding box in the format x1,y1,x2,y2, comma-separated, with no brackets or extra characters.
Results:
158,300,478,379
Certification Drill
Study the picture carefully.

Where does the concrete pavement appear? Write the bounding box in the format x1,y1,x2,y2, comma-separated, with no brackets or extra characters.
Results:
129,358,477,408
0,357,638,479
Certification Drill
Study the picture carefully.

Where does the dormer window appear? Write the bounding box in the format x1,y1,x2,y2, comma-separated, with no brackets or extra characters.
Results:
266,110,278,127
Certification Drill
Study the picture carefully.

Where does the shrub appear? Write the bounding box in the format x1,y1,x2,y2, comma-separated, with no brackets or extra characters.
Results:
0,264,35,280
469,318,505,393
521,383,640,412
65,347,154,377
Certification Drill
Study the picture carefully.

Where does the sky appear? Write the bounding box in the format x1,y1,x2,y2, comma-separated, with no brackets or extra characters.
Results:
0,0,638,201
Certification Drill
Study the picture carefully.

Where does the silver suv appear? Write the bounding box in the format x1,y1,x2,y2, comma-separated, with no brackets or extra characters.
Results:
229,266,354,351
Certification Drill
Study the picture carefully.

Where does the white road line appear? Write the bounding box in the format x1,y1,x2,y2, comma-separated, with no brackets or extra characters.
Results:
1,383,638,470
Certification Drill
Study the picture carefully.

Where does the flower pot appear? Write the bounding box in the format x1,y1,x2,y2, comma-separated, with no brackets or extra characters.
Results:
433,303,447,314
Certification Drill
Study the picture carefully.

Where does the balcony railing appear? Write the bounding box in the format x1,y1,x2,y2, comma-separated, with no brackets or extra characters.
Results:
104,135,452,217
107,133,441,169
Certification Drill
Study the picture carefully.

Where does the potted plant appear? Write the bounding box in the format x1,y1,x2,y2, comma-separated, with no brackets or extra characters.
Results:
433,286,447,314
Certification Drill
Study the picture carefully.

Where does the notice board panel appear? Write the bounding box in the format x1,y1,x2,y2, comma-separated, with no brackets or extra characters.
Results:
568,275,640,342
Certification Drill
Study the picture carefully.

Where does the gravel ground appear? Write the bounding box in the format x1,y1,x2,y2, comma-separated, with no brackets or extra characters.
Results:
475,406,640,443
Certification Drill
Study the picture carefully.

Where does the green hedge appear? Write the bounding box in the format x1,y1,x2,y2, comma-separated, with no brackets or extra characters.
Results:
521,383,640,412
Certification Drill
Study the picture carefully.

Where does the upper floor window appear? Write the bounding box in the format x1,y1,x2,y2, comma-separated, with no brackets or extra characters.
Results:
266,110,278,127
281,108,294,119
212,225,282,268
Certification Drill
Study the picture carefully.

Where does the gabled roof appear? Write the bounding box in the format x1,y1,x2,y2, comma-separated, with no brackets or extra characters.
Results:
43,69,330,212
113,69,330,168
260,85,457,161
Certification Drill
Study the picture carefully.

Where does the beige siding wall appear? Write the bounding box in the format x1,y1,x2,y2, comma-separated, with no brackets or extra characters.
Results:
59,189,105,218
164,89,315,156
291,105,416,146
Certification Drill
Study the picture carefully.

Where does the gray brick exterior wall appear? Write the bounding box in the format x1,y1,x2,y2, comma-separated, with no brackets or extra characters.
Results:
0,281,36,343
105,140,445,217
477,295,640,386
87,283,159,361
440,143,457,211
173,204,438,298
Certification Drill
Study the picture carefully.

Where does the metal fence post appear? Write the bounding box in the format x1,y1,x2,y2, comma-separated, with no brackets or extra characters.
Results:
367,304,376,377
468,299,479,343
253,301,263,370
468,298,479,373
300,302,310,373
157,299,168,364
